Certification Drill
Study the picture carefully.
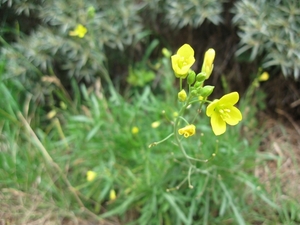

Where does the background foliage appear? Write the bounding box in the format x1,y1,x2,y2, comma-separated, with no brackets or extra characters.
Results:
233,0,300,78
1,0,300,224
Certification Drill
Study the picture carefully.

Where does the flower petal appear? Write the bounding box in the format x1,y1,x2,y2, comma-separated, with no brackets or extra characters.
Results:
177,44,194,57
219,92,239,106
224,106,242,125
211,112,226,135
206,100,219,117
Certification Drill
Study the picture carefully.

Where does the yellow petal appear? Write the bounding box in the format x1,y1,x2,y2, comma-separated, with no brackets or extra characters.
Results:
206,100,218,117
219,92,239,106
211,112,226,135
224,107,242,125
177,44,194,57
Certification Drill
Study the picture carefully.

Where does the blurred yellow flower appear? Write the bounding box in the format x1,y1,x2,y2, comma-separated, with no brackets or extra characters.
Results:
131,126,139,134
258,72,269,81
86,170,97,182
69,24,87,38
178,89,187,102
46,110,57,119
206,92,242,136
201,48,215,79
151,121,160,128
178,124,196,138
109,189,117,201
171,44,195,79
173,112,179,118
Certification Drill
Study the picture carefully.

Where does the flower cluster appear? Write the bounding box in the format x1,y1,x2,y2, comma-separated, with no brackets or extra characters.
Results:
171,44,242,136
178,124,196,138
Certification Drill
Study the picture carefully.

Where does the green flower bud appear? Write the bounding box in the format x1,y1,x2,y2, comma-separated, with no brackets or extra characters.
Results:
194,81,202,89
87,6,95,18
190,90,198,96
162,48,171,58
187,70,196,85
196,72,207,82
198,85,214,98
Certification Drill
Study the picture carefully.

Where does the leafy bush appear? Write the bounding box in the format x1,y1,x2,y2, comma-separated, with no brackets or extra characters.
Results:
233,0,300,79
0,0,145,88
163,0,224,28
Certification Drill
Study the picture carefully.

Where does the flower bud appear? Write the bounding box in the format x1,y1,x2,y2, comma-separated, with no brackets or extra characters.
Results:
201,48,215,79
258,72,269,81
87,6,95,18
187,70,196,85
198,85,214,98
178,89,187,102
196,72,206,82
162,48,171,58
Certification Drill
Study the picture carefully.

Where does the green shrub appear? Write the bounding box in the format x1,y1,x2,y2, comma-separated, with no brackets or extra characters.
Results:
0,0,145,87
163,0,224,28
233,0,300,79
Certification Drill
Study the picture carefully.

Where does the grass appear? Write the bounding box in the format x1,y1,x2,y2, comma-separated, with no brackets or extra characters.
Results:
1,51,300,225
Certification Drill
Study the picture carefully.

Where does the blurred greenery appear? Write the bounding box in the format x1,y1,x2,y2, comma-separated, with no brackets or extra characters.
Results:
233,0,300,79
1,0,300,224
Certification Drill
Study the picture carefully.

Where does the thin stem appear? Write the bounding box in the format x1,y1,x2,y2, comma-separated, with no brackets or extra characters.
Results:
148,133,174,148
174,95,208,164
180,78,183,90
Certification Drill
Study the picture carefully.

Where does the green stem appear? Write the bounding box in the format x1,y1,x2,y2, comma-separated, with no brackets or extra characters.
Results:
180,78,183,90
174,95,207,164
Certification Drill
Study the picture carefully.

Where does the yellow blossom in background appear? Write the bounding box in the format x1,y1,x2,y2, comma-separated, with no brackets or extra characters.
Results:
151,121,160,128
206,92,242,136
258,72,269,81
86,170,97,182
201,48,215,79
171,44,195,79
69,24,87,38
109,189,117,201
178,89,187,102
178,124,196,138
46,110,57,119
131,126,139,134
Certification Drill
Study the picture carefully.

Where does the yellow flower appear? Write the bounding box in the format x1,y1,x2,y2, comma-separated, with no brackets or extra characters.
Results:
206,92,242,136
258,72,269,81
178,89,187,102
201,48,215,79
178,124,196,138
69,24,87,38
86,170,97,182
171,44,195,79
109,189,117,201
131,126,139,134
151,121,160,128
46,110,57,119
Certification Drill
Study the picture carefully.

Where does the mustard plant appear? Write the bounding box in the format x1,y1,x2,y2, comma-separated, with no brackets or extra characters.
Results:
150,44,243,187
